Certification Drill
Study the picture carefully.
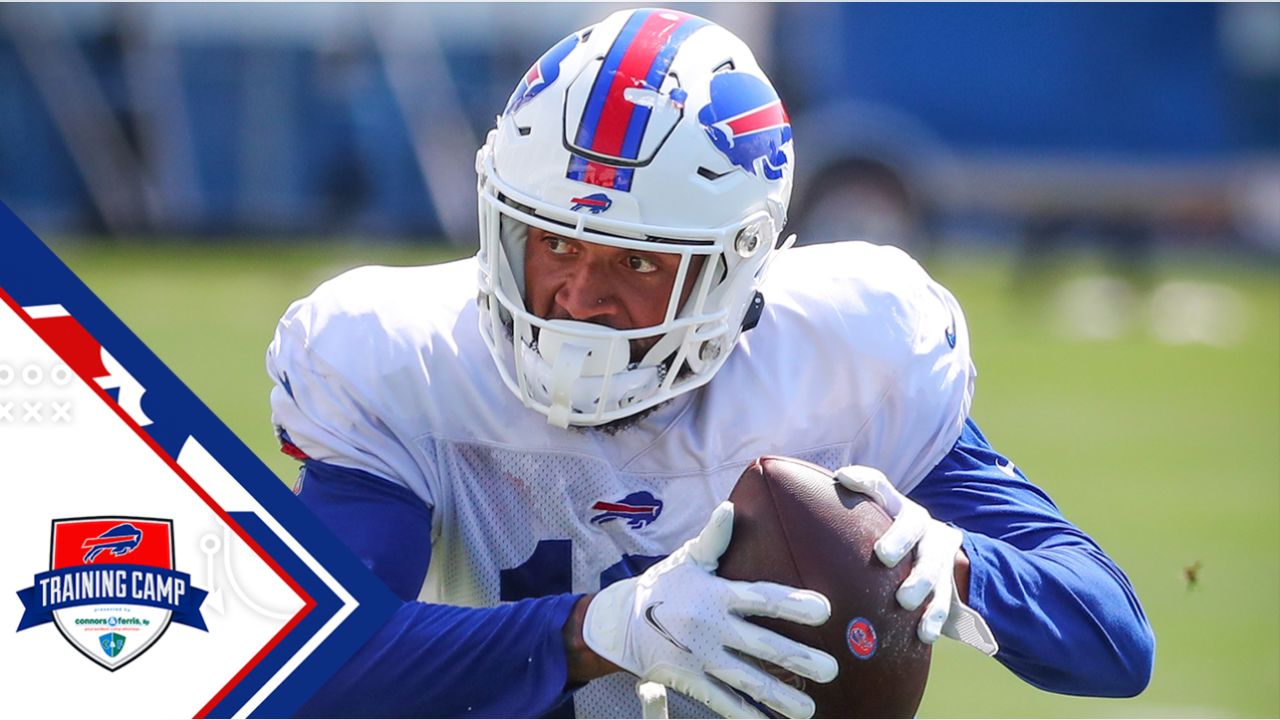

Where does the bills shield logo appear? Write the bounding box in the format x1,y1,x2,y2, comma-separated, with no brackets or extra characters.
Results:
590,492,664,529
698,72,792,181
569,193,613,214
16,517,207,670
505,32,580,116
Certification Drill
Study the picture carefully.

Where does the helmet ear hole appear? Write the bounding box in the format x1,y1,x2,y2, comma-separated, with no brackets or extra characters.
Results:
734,228,763,258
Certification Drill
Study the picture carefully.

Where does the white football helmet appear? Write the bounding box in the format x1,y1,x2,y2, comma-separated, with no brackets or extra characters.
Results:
476,7,796,428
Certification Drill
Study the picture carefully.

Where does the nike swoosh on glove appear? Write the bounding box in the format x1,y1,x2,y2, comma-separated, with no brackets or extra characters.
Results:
583,502,839,719
835,465,998,656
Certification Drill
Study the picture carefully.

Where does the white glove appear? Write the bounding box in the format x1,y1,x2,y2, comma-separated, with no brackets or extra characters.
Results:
583,502,839,719
835,465,999,656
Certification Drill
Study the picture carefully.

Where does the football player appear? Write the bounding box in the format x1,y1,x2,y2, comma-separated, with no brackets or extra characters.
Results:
268,8,1154,718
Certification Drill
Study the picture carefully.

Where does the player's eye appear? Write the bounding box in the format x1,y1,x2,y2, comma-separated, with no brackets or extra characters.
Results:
626,255,659,274
544,236,574,255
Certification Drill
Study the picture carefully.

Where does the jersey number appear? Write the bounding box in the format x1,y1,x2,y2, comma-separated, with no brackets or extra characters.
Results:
498,541,665,718
499,539,665,601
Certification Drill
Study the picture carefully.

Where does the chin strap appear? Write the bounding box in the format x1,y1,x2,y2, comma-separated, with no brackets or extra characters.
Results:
740,291,766,332
739,232,795,333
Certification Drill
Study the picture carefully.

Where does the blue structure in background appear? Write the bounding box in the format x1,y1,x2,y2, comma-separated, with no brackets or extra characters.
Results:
780,4,1237,155
0,3,1275,247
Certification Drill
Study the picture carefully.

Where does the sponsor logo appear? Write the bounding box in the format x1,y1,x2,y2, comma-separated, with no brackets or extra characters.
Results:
642,602,691,653
100,631,126,658
590,491,663,529
16,517,208,671
698,72,792,181
846,616,877,660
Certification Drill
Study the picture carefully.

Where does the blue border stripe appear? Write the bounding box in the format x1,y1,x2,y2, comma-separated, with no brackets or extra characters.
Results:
203,512,339,718
574,9,652,151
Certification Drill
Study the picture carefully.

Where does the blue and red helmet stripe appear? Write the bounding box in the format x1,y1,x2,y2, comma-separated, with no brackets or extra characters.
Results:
567,155,634,191
567,9,709,190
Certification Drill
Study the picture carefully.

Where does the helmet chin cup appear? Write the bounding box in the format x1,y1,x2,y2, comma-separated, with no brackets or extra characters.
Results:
538,321,631,428
538,320,632,376
515,322,662,428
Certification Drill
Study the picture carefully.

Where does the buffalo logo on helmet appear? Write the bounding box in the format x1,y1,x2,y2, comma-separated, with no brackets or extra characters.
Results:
697,71,792,180
505,32,580,116
590,491,664,529
569,193,613,214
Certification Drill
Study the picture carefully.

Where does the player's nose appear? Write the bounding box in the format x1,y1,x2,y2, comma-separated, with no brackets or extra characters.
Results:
553,266,620,323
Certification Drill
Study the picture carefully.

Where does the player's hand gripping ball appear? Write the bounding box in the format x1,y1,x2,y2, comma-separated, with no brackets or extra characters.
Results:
717,457,934,718
833,465,998,655
583,501,839,719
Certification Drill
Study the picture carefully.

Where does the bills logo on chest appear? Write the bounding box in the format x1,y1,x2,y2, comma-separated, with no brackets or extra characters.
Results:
16,517,207,671
590,491,664,530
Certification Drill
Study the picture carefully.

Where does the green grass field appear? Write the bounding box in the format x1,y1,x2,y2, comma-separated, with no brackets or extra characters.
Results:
49,239,1280,717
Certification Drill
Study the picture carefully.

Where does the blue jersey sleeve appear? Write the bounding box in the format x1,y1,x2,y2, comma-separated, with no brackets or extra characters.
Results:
292,460,581,718
910,420,1155,697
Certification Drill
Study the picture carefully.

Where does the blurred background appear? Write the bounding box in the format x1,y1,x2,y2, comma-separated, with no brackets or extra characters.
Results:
3,2,1278,717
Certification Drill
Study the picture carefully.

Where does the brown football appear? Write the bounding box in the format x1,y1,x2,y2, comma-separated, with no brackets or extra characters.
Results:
717,456,931,718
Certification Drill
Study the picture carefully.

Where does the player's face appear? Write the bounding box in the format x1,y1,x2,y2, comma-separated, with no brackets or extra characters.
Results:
524,227,705,358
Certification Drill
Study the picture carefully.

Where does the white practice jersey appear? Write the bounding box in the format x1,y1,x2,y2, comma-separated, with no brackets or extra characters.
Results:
267,240,975,718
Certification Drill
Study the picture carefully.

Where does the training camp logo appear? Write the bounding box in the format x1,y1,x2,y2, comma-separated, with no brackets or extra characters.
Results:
16,517,208,671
